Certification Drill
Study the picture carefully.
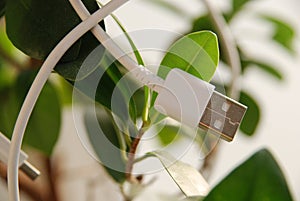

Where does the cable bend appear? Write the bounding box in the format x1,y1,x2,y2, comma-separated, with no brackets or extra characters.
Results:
8,1,129,200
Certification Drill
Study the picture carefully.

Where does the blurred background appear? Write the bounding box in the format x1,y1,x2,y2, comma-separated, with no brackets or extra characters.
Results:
0,0,299,200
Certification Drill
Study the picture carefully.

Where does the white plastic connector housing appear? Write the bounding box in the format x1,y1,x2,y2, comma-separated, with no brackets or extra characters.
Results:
154,68,215,128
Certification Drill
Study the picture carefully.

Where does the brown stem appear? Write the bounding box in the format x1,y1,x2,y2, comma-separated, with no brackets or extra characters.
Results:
125,123,147,182
45,157,59,201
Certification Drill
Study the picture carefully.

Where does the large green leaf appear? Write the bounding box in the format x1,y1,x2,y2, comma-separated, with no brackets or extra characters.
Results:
204,149,293,201
84,106,126,183
5,0,105,79
239,91,260,136
0,70,61,155
262,16,295,53
158,31,219,82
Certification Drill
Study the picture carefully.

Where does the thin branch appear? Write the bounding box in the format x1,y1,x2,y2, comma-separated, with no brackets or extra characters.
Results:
125,123,147,182
203,0,241,100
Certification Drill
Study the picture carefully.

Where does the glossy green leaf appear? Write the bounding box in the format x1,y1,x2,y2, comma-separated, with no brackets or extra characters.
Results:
157,125,180,146
242,59,283,81
191,16,229,66
0,70,61,155
149,151,210,197
263,16,295,53
84,106,126,183
204,149,293,201
0,0,5,16
239,91,260,136
158,31,219,82
5,0,105,80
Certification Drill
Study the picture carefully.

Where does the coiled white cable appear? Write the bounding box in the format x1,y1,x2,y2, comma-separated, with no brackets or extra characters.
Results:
8,1,129,200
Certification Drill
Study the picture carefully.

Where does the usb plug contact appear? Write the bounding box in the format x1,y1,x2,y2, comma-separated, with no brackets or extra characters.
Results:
199,91,247,141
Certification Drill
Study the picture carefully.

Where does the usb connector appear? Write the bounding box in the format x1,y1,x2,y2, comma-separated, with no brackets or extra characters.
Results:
0,132,40,180
154,68,247,141
199,91,247,141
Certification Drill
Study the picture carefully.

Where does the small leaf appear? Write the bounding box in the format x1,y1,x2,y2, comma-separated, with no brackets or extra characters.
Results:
226,0,253,21
157,125,180,146
158,31,219,82
204,149,294,201
191,16,214,33
242,59,283,81
239,91,260,136
149,151,210,197
0,70,61,155
262,16,295,53
142,0,186,17
84,106,126,183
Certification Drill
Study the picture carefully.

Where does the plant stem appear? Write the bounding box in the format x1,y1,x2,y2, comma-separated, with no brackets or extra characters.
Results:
125,123,147,182
202,0,241,100
201,0,242,179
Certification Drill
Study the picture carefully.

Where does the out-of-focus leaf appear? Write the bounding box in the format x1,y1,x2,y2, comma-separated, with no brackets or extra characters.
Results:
158,31,219,81
0,70,61,155
84,106,126,183
263,16,295,53
225,0,253,21
142,0,186,17
191,15,214,33
239,91,260,136
0,61,14,90
204,149,294,201
5,0,105,79
242,59,283,81
0,0,5,16
149,151,210,197
157,125,180,146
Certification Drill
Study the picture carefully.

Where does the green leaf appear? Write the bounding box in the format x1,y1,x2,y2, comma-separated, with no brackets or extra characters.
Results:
225,0,253,21
0,70,61,155
239,91,260,136
0,0,5,16
158,31,219,82
149,151,209,197
5,0,105,79
157,125,180,146
84,106,126,183
142,0,186,17
262,16,295,53
191,16,214,33
204,149,294,201
242,59,283,81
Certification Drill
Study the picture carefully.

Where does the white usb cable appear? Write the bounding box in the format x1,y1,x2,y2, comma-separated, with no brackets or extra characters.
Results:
7,0,247,200
8,1,129,200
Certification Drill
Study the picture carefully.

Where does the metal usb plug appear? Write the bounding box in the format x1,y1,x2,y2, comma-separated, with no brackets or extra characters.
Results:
199,91,247,141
